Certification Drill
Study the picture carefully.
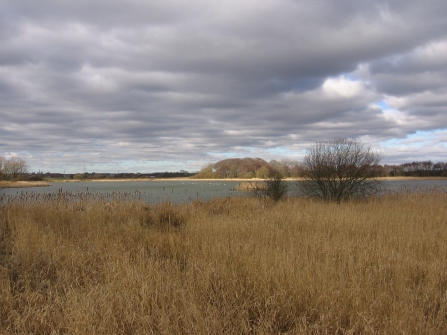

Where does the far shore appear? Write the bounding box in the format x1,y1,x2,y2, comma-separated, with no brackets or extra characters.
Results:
380,176,447,181
2,176,446,189
57,177,268,182
55,176,447,182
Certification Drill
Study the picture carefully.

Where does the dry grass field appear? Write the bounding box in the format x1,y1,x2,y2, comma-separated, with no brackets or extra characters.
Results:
1,189,447,334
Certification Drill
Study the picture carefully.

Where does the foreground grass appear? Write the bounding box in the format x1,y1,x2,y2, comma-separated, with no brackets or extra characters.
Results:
1,191,447,334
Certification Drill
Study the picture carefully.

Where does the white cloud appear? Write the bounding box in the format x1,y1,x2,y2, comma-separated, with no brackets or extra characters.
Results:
322,77,366,99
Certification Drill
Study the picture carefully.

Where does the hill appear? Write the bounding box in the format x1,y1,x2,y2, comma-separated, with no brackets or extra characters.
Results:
193,157,302,179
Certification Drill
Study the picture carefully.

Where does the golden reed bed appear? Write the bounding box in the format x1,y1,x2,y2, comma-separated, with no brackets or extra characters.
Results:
1,190,447,334
0,180,50,188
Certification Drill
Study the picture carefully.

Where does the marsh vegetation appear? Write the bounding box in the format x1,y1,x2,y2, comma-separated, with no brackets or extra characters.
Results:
1,190,447,334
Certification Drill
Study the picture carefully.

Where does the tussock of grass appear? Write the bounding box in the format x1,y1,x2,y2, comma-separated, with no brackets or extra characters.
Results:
1,191,447,334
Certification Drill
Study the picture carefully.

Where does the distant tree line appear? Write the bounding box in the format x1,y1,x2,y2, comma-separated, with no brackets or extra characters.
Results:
194,157,447,179
383,161,447,177
36,171,196,180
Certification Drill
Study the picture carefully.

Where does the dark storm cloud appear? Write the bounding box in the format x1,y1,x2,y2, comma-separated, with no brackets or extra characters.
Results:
1,0,447,172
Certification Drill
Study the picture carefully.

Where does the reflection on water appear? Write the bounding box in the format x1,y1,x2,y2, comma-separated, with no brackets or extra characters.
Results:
1,179,447,204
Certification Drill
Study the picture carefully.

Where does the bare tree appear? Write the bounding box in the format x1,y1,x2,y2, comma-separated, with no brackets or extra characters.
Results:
250,171,289,202
299,138,383,203
0,156,4,180
3,157,28,181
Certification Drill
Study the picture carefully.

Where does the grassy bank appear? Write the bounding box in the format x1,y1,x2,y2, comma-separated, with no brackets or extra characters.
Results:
0,180,50,188
1,191,447,334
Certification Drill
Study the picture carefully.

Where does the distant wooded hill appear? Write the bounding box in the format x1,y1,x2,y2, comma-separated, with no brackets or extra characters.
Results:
193,157,303,179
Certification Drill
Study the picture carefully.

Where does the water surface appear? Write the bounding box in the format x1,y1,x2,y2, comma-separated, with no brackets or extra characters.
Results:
2,179,446,203
1,180,243,203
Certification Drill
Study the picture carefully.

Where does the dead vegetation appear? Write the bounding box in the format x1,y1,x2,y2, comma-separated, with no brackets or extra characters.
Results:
0,180,50,188
1,190,447,334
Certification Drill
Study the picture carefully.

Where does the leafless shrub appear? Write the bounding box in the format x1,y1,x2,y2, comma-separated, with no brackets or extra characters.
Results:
299,137,383,203
249,171,289,202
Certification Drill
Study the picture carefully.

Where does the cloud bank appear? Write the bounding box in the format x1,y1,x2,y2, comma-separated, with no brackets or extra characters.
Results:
1,0,447,172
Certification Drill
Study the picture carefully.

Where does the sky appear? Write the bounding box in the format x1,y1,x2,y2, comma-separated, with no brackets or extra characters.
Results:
1,0,447,173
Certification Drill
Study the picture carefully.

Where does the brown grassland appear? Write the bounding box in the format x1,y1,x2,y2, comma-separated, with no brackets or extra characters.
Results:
1,190,447,334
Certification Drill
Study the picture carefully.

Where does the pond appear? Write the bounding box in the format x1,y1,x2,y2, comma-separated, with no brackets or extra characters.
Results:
1,179,447,204
1,180,243,204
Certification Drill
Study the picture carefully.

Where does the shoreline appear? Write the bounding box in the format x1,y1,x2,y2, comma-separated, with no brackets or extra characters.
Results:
64,176,447,182
2,176,446,189
379,176,447,181
51,177,267,182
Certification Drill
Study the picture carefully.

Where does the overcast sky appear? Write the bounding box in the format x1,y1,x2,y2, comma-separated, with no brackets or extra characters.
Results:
1,0,447,173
